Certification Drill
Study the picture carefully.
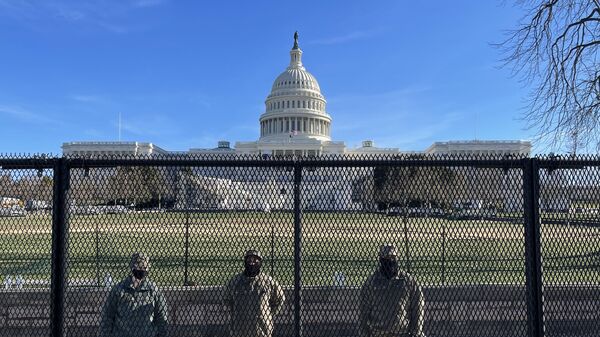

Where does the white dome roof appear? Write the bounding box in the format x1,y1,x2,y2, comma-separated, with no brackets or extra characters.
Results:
271,67,321,92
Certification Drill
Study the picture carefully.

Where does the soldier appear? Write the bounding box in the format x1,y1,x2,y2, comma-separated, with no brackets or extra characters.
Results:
359,244,425,337
223,249,285,337
99,252,169,337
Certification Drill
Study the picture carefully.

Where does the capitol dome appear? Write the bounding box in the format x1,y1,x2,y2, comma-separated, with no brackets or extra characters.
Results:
271,66,321,92
259,32,332,142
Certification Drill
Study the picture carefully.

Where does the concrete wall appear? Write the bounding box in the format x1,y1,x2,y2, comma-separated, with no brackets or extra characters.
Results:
1,285,598,337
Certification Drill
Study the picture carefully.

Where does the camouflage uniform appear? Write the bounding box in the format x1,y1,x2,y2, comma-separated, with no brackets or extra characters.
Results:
223,250,285,337
359,245,425,337
99,253,169,337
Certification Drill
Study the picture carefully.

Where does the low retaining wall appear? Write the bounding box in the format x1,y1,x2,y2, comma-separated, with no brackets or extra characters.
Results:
0,285,598,337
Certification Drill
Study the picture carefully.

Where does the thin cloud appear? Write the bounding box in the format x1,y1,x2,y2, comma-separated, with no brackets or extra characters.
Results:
82,129,104,138
328,85,432,105
0,1,38,20
0,0,163,33
132,0,167,8
330,86,434,132
308,29,383,45
0,104,56,124
329,86,466,150
117,114,179,138
372,112,464,149
70,94,103,103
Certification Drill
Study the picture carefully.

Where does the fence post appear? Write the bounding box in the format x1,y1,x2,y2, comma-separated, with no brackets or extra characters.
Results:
293,160,303,337
523,158,545,337
51,158,69,337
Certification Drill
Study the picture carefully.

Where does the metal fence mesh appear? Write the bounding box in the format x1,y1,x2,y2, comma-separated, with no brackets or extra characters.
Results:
538,159,600,337
63,164,296,336
0,154,599,337
0,164,53,337
300,163,529,337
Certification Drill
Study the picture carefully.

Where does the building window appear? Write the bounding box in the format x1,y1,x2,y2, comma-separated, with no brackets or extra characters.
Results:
287,101,290,108
292,101,295,108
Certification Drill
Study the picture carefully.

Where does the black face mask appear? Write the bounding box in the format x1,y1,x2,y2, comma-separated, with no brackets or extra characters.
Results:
244,260,262,277
132,269,148,280
380,258,399,279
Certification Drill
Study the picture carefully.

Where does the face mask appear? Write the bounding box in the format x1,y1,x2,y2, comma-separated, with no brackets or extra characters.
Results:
380,258,398,279
132,269,148,280
244,259,262,277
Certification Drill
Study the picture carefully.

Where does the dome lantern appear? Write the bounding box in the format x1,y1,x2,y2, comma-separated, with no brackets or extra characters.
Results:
289,31,303,69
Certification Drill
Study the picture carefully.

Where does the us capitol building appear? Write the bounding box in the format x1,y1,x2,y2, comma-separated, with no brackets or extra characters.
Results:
62,33,531,158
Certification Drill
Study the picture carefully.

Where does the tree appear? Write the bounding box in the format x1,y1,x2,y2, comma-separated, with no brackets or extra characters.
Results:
369,162,467,211
12,175,53,203
0,174,15,197
109,166,174,208
500,0,600,152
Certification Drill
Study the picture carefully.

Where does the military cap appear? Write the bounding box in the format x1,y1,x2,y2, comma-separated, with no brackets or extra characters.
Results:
130,252,151,271
244,249,262,260
379,244,398,258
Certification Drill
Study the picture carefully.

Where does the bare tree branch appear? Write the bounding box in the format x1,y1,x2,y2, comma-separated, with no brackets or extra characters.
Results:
499,0,600,153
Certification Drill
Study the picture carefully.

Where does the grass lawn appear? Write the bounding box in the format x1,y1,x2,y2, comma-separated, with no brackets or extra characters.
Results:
0,211,598,287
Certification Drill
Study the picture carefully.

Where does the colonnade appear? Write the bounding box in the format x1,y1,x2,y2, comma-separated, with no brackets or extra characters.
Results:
260,117,330,137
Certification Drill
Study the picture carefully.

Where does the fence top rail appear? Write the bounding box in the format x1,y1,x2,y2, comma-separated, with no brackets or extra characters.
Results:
536,155,600,169
64,158,527,169
1,154,599,169
0,155,58,170
59,153,533,169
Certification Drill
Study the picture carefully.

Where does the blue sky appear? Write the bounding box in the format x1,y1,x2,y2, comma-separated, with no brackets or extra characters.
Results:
0,0,533,154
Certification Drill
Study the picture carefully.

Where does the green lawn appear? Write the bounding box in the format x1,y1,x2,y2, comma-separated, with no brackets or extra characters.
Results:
0,211,598,287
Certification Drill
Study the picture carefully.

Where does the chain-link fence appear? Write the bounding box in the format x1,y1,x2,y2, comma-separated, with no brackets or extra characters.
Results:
0,154,598,337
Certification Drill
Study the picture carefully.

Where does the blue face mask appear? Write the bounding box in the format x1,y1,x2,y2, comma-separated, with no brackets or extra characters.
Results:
132,269,148,280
